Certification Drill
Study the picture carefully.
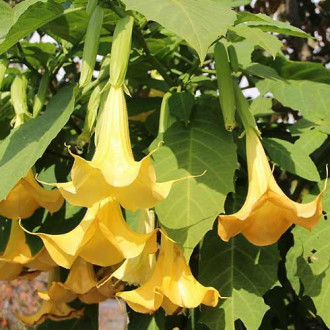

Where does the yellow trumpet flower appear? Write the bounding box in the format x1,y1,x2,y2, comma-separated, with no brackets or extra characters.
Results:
117,233,220,314
23,197,158,269
46,258,123,304
99,209,156,287
55,86,175,211
218,129,327,246
0,169,64,220
17,291,84,326
0,221,56,280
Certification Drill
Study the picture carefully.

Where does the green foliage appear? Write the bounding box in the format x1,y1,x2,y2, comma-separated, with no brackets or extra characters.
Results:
152,99,237,259
263,138,320,182
122,0,236,62
0,0,329,328
286,183,330,326
256,78,330,130
199,231,280,329
0,85,75,200
0,0,65,55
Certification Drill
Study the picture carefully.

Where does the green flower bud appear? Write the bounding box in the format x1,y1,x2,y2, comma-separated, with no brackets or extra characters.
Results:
158,92,176,134
214,41,237,132
78,81,106,147
110,15,134,88
232,79,258,134
227,44,239,73
10,75,31,127
0,58,9,91
79,6,104,88
33,71,50,117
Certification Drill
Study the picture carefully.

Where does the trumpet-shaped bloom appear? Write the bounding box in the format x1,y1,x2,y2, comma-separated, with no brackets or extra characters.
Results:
99,209,156,287
17,292,84,326
24,197,158,269
55,86,175,211
46,258,123,304
218,130,327,246
117,234,220,314
0,170,64,219
0,221,55,280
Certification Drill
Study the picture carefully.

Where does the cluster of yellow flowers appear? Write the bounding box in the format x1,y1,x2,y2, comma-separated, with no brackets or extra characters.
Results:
0,15,326,327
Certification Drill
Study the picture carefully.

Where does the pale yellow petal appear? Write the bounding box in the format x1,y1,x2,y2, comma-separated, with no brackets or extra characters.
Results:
17,300,84,326
159,236,219,310
0,181,39,219
97,198,158,258
218,129,327,246
22,207,96,268
22,170,64,214
92,86,142,187
114,158,174,211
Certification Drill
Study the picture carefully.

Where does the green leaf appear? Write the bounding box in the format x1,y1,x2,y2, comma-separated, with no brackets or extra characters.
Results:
294,130,328,155
256,78,330,126
122,0,236,63
286,183,330,326
290,118,330,136
274,56,330,84
199,230,280,330
0,0,65,55
236,12,310,38
0,84,75,200
168,91,194,124
243,63,282,79
231,25,282,58
263,138,320,182
152,97,237,259
229,39,255,67
250,96,273,117
43,7,89,44
0,1,14,40
128,309,165,330
20,42,56,68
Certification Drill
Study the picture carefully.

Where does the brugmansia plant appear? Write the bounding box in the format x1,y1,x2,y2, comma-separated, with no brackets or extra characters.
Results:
0,0,329,329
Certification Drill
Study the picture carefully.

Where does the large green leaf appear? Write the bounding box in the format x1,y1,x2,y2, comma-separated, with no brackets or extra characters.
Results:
122,0,236,62
273,57,330,84
168,91,194,124
286,182,330,326
236,12,310,38
263,138,320,182
294,130,328,155
199,231,280,330
231,25,282,58
43,7,88,43
0,84,75,200
0,1,14,39
0,0,65,55
152,97,237,258
256,78,330,127
250,96,273,117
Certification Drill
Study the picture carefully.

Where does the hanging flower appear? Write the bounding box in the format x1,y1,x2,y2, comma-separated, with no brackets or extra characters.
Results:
23,197,158,269
17,291,84,326
44,258,123,304
54,86,177,211
218,129,327,246
0,221,56,281
117,233,220,314
98,209,156,287
0,169,64,220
